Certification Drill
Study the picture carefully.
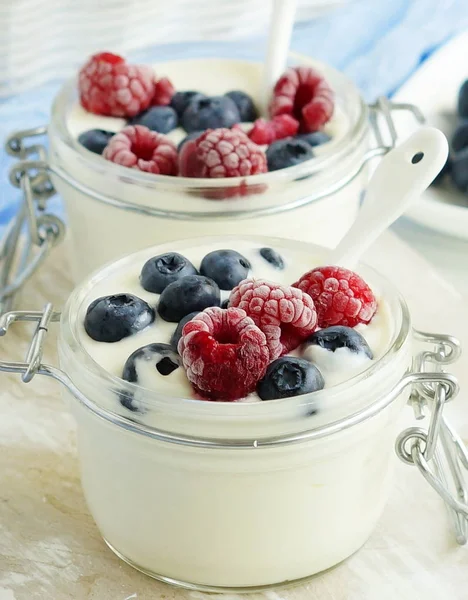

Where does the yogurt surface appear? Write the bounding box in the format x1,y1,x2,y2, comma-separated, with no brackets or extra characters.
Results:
78,239,393,403
67,58,349,161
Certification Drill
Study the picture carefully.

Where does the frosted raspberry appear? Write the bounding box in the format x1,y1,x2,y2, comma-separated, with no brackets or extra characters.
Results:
293,266,377,328
152,77,175,106
247,115,300,145
179,128,267,178
103,125,178,175
178,307,270,401
229,279,317,359
269,66,334,133
78,52,155,118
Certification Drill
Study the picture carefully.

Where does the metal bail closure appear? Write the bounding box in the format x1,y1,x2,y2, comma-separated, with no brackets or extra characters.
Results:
0,303,61,382
1,127,65,314
396,330,468,545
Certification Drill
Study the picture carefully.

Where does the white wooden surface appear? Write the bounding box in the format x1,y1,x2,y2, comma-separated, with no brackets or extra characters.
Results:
0,231,467,600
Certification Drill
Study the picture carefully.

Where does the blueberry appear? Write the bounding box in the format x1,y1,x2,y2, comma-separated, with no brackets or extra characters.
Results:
221,299,230,309
170,311,200,351
130,106,178,134
259,247,285,270
200,250,251,290
431,155,452,187
257,357,324,401
458,80,468,118
140,252,198,294
78,129,114,154
171,91,206,118
225,90,258,122
182,96,241,133
158,275,220,322
305,326,373,358
120,343,181,411
451,147,468,192
266,139,314,172
295,131,331,148
123,343,181,382
84,294,154,342
452,122,468,153
177,130,204,152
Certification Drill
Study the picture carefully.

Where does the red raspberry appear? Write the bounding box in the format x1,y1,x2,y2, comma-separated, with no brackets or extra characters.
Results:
229,279,317,359
178,307,270,401
179,128,267,178
269,66,334,133
293,266,377,328
247,115,299,145
152,77,175,106
79,52,155,118
103,125,178,175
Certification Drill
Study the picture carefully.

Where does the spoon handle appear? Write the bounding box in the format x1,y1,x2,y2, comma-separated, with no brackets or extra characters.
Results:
328,126,449,269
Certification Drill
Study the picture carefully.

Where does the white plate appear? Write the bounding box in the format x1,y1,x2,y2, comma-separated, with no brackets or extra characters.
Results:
392,30,468,240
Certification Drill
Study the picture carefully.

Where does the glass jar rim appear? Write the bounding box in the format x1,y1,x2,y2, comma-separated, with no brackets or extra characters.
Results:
49,53,368,193
60,234,412,427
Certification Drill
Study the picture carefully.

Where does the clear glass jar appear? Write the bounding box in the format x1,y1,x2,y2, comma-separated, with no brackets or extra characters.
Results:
47,52,371,281
0,235,463,590
57,236,413,590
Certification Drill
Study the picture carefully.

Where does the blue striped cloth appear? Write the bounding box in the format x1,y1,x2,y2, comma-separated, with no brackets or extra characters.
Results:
1,0,468,231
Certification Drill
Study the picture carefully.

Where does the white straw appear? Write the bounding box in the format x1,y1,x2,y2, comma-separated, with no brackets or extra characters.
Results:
261,0,298,115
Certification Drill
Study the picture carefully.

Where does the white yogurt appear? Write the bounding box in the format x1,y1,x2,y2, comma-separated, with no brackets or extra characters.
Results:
50,58,369,282
78,239,393,402
59,236,411,589
67,59,348,158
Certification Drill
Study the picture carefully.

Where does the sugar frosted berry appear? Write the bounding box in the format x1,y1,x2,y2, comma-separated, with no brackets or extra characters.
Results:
79,52,155,117
171,91,206,117
259,247,285,270
103,125,178,175
296,131,331,148
123,343,181,382
170,311,200,351
177,131,204,152
293,266,377,328
178,306,270,400
200,249,251,290
225,91,258,122
152,77,175,106
266,138,313,171
247,115,299,145
85,294,154,342
158,275,220,322
130,106,178,134
257,357,324,401
182,96,241,132
120,342,181,412
78,129,115,154
179,128,268,178
269,66,334,133
229,279,317,359
140,252,198,293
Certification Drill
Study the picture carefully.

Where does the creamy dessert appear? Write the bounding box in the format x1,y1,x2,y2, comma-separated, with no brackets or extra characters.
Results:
69,52,347,179
59,236,409,589
78,239,392,407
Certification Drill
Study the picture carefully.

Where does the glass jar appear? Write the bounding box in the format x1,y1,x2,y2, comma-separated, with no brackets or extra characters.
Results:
5,49,423,290
0,236,464,591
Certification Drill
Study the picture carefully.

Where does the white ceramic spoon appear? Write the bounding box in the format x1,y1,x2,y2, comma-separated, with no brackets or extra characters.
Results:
261,0,298,114
328,126,449,269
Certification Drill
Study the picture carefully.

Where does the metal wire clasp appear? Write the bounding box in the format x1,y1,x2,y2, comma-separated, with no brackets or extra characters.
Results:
0,303,61,382
1,128,65,314
396,330,468,545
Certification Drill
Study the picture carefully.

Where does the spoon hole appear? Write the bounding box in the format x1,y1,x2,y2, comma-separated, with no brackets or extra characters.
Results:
411,152,424,164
